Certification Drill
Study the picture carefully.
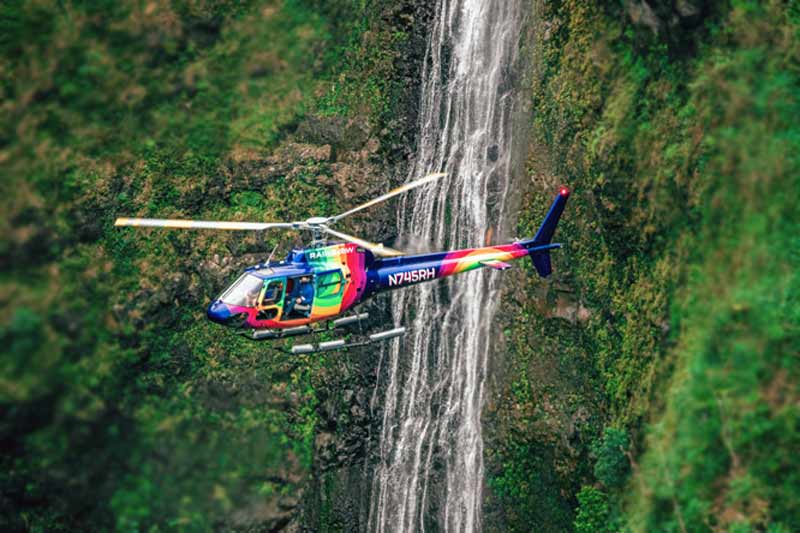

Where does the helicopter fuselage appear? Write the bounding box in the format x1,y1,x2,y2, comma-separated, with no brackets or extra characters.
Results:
203,188,570,333
206,238,565,331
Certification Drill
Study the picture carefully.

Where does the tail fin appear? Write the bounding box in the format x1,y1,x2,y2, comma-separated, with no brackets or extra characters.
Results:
531,252,553,278
523,187,570,277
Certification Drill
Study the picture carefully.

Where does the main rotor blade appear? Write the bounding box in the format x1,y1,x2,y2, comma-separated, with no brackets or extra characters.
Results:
321,227,404,257
327,172,446,223
114,218,298,231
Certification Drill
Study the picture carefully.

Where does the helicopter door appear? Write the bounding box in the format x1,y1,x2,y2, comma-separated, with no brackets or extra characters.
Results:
312,270,345,317
256,278,285,320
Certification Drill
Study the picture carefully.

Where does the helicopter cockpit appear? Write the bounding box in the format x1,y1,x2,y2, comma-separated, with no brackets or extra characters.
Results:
218,273,263,308
213,270,319,322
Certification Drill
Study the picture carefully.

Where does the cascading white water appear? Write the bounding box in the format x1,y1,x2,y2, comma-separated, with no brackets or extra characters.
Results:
369,1,523,531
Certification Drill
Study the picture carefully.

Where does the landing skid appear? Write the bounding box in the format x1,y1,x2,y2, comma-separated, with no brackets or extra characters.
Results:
285,326,406,355
240,312,406,354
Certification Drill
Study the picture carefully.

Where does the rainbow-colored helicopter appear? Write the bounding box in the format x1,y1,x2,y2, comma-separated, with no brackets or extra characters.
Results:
115,174,569,353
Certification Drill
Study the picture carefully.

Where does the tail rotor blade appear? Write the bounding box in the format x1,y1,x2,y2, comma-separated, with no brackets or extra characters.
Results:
327,172,446,223
321,227,405,257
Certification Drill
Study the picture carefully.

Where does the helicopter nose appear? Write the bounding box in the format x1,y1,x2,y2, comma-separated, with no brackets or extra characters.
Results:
206,301,231,325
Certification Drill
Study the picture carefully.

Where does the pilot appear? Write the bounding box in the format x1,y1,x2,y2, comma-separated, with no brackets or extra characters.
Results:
246,286,261,308
286,275,314,317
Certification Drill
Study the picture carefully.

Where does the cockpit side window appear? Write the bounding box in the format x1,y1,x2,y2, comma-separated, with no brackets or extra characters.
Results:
219,274,263,307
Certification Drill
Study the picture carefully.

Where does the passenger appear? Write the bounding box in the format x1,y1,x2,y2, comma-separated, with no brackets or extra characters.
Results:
287,275,314,317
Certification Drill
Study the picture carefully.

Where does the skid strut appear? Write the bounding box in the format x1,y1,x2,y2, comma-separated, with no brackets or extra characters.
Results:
247,313,369,340
289,327,406,355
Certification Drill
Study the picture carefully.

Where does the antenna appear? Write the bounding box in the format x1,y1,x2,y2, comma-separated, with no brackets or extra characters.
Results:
266,243,278,264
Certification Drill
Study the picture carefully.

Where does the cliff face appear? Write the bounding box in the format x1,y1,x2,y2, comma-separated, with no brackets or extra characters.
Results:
484,1,799,531
0,0,427,529
3,0,797,531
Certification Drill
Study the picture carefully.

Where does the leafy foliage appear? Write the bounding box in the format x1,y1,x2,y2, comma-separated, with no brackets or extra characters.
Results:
488,0,800,530
0,0,399,529
3,0,798,530
574,486,610,533
592,428,630,490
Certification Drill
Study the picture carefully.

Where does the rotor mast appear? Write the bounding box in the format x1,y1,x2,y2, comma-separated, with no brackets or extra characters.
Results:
304,217,328,247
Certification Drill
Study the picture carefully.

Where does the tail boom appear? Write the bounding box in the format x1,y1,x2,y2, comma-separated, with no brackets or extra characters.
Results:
370,188,570,291
373,243,530,291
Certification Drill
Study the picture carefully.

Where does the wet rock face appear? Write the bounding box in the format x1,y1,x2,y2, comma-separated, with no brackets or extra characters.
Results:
625,0,709,35
298,301,392,531
314,385,371,469
296,115,371,156
211,141,333,199
120,0,432,527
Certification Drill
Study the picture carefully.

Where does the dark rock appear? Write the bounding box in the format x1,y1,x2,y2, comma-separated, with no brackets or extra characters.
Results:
675,0,700,18
296,115,371,155
275,142,332,163
624,0,709,35
350,404,366,420
315,430,335,454
296,114,348,147
342,389,355,404
626,0,662,33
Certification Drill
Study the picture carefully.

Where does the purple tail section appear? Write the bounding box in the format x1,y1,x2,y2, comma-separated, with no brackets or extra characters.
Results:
521,187,570,277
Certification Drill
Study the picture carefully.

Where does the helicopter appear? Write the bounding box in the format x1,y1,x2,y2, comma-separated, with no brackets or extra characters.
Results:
115,173,570,354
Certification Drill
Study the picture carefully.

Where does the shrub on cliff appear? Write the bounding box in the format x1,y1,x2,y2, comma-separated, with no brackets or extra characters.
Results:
592,427,631,489
574,486,612,533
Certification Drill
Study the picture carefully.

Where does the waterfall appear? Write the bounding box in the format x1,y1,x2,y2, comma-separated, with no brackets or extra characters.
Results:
368,0,523,531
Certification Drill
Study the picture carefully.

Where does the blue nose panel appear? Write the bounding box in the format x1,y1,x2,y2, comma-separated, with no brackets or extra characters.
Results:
207,301,231,324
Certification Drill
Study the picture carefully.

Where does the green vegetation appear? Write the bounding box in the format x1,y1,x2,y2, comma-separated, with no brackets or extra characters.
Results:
592,428,630,490
574,486,611,533
0,0,409,529
3,0,797,530
488,0,799,531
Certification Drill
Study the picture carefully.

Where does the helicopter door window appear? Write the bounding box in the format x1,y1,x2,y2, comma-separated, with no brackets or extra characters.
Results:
316,270,344,298
260,280,284,306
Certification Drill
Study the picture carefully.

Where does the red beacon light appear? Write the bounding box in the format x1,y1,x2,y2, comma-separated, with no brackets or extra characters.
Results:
559,186,570,196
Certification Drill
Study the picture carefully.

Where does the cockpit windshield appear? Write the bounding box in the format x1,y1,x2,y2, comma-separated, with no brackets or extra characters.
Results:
219,274,263,307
